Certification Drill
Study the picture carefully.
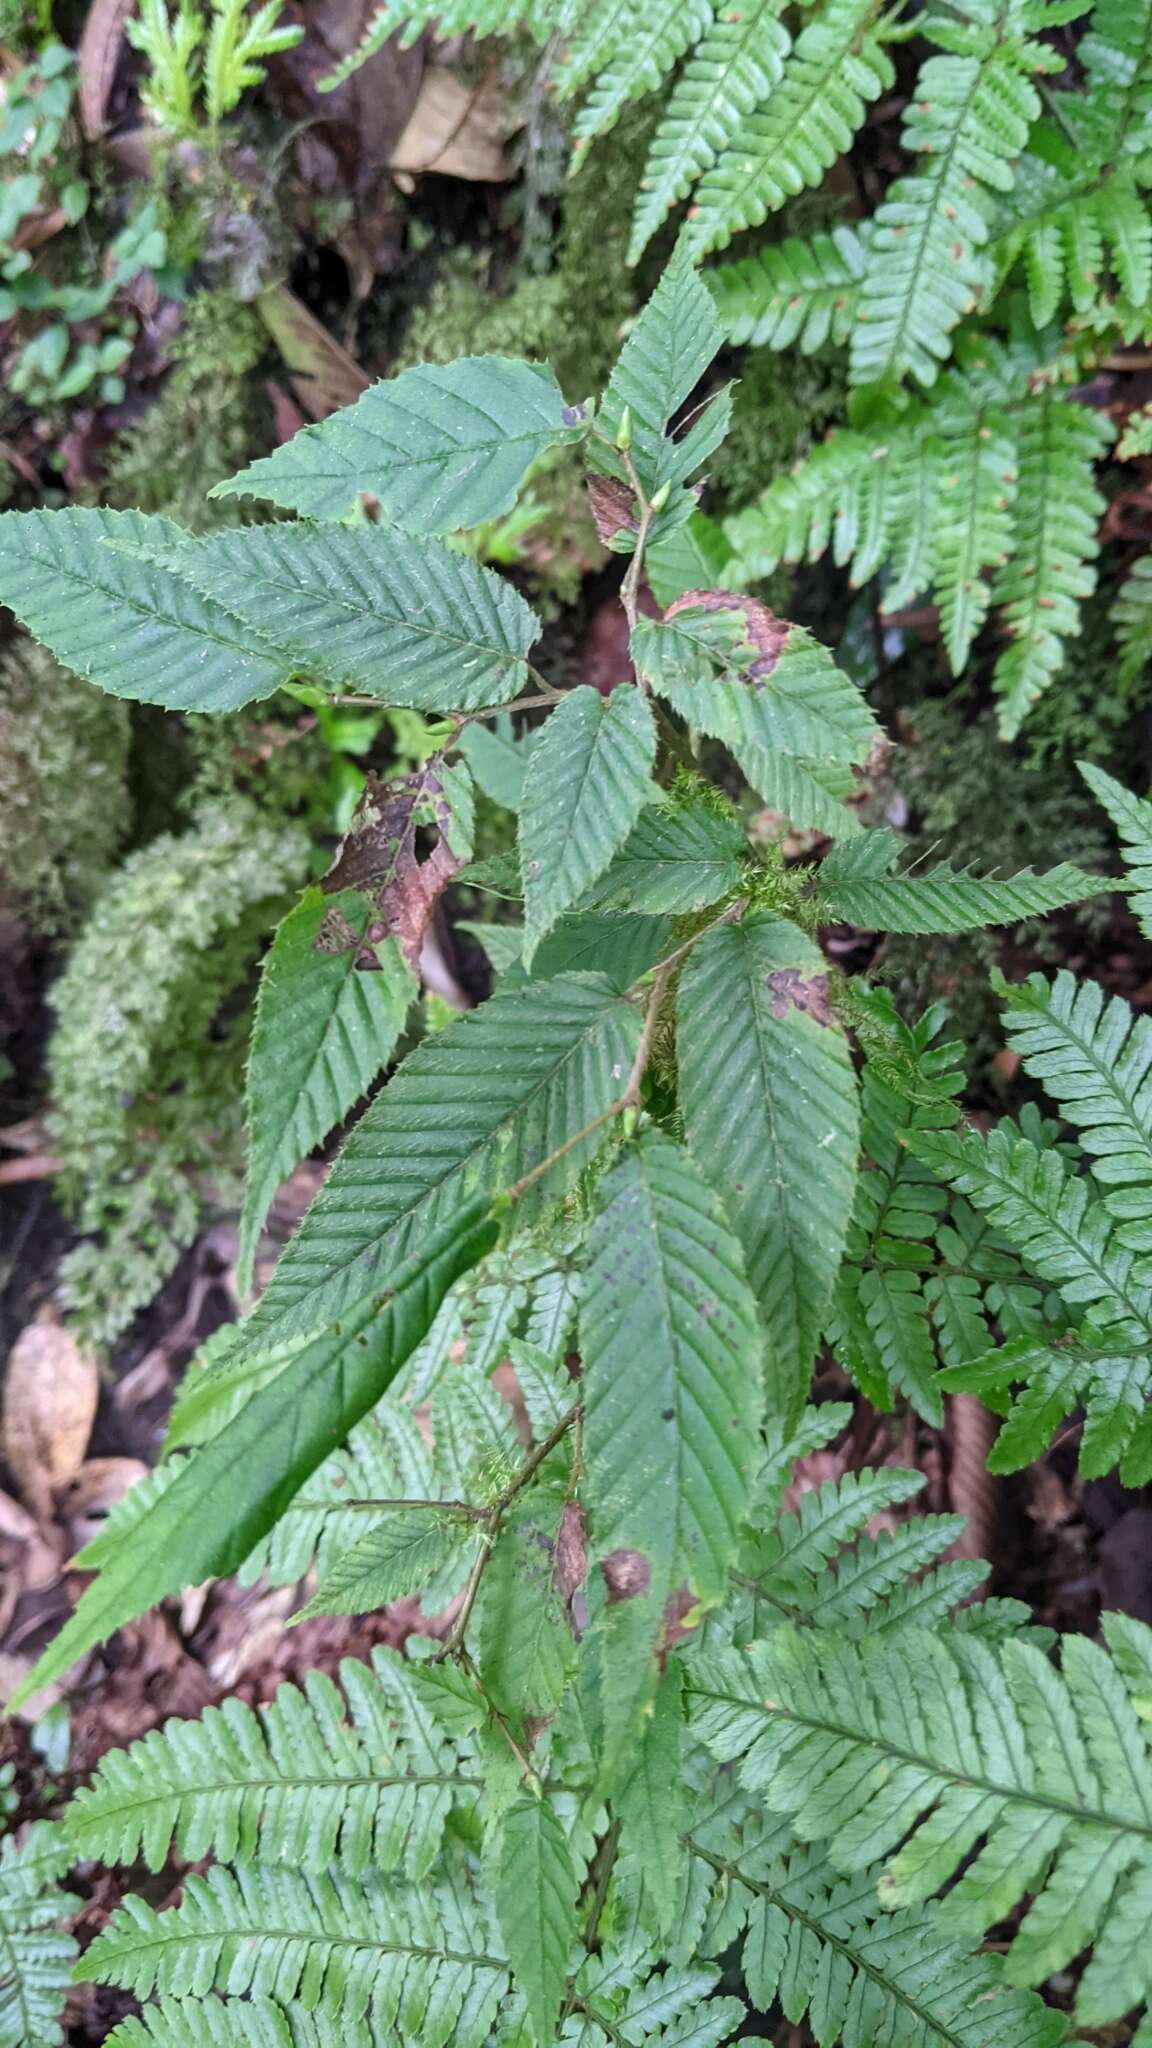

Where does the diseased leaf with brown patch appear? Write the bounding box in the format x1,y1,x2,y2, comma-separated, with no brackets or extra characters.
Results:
322,759,473,972
2,1317,99,1516
766,966,835,1026
665,587,790,683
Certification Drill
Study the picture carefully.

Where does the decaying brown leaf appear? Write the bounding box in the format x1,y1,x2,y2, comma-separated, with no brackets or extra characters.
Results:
2,1317,99,1515
389,67,511,184
587,474,637,548
256,284,370,422
322,760,471,973
77,0,136,139
59,1457,149,1557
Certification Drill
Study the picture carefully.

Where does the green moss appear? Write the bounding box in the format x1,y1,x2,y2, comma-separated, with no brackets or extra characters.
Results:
48,798,310,1345
103,291,267,532
879,693,1112,1061
0,638,131,938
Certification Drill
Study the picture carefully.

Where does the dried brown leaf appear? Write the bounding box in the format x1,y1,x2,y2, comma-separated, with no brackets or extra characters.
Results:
323,762,468,972
2,1318,99,1514
77,0,135,139
389,66,511,182
256,285,370,422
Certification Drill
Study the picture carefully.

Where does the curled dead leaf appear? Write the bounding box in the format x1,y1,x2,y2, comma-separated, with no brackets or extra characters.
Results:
2,1318,99,1515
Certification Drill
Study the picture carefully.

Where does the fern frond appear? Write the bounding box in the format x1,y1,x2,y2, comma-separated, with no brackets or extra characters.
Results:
683,0,894,256
818,828,1105,932
709,224,869,352
998,971,1152,1244
77,1863,512,2039
686,1810,1067,2048
629,1,791,264
931,387,1018,671
990,392,1111,738
1115,551,1152,687
939,1329,1152,1480
688,1614,1152,2027
1080,761,1152,938
0,1826,76,2048
66,1649,474,1879
853,37,1042,388
104,1995,381,2045
1082,0,1152,151
912,1121,1152,1331
570,0,714,149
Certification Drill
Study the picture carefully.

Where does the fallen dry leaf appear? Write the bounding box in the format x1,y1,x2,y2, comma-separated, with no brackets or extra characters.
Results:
256,284,370,422
59,1457,149,1557
77,0,135,139
2,1317,99,1515
389,66,512,183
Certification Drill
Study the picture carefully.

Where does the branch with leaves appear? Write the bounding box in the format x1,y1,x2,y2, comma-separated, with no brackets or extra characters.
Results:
0,250,1142,2047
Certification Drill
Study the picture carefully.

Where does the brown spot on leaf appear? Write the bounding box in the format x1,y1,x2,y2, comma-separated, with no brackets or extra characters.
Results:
601,1549,652,1604
767,967,835,1027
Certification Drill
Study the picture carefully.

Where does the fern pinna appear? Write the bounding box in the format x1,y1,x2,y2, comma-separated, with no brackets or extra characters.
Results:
0,255,1145,2044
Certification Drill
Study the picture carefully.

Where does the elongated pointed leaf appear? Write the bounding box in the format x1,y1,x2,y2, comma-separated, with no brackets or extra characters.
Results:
240,973,641,1351
493,1795,580,2044
0,508,294,711
593,255,726,503
239,889,416,1294
581,1132,764,1603
144,522,543,712
576,798,747,914
818,832,1106,934
296,1509,477,1621
213,355,586,529
677,914,859,1420
520,685,657,961
12,1204,496,1709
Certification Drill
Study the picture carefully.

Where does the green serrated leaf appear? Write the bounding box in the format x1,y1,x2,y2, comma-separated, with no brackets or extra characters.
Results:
818,831,1106,934
0,508,293,712
677,914,859,1421
12,1204,496,1710
576,798,747,914
615,1662,687,1932
212,356,586,529
142,521,544,713
239,888,416,1293
239,973,641,1351
593,255,726,506
492,1795,580,2044
633,602,880,771
520,685,658,961
581,1131,764,1602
